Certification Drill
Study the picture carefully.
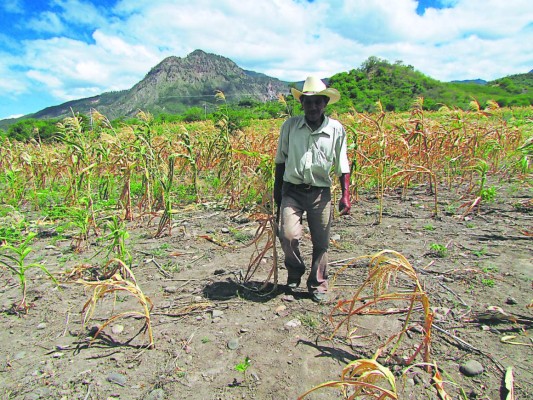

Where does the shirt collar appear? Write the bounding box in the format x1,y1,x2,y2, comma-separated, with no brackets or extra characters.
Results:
297,115,332,135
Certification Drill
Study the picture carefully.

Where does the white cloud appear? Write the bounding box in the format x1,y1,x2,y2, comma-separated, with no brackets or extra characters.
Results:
27,11,65,34
1,0,532,118
1,0,24,14
52,0,111,27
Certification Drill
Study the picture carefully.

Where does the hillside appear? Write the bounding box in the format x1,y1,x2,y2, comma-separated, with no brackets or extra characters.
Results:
328,56,533,112
30,50,289,121
1,51,531,134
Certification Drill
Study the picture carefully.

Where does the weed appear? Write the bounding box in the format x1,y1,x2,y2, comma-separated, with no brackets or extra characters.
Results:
443,203,457,215
229,227,254,243
234,356,251,379
429,243,448,258
481,278,495,287
472,246,487,257
480,186,497,202
482,264,499,273
298,313,319,329
423,224,435,231
201,337,210,344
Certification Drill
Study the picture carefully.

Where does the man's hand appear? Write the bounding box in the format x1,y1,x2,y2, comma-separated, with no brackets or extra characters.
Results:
339,173,351,215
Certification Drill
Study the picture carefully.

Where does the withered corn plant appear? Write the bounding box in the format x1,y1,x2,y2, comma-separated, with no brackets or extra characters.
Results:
77,258,154,349
298,353,398,399
356,102,388,224
328,250,433,365
241,211,279,292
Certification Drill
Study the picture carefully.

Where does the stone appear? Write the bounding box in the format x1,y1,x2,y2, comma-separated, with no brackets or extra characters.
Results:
211,310,224,318
111,325,124,334
163,286,178,294
106,372,127,386
144,388,165,400
227,338,239,350
460,360,484,377
505,297,518,305
284,319,302,329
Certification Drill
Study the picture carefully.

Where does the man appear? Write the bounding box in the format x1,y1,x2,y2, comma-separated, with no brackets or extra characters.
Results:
274,76,351,303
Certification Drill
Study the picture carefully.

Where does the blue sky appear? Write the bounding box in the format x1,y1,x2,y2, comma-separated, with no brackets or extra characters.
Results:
1,0,532,120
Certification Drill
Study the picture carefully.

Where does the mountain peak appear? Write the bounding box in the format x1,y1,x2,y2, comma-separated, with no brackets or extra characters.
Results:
30,50,289,120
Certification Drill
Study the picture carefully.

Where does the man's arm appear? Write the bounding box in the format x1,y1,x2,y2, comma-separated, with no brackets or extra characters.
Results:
339,173,351,215
274,163,285,207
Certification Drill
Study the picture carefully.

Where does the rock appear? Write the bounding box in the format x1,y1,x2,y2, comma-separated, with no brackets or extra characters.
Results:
505,297,517,305
211,310,224,318
251,372,260,382
106,372,127,386
331,234,341,241
36,323,47,330
213,269,226,275
460,360,484,377
51,352,64,358
284,319,302,329
275,305,287,315
111,325,124,334
163,286,178,294
227,338,239,350
221,227,230,233
281,295,295,302
144,388,165,400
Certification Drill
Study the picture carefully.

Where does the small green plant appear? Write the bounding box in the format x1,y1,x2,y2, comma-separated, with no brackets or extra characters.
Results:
298,313,319,328
423,223,435,231
443,203,457,215
0,232,58,312
229,227,254,243
201,337,210,344
480,186,497,202
481,264,499,273
472,246,487,257
465,222,475,229
98,216,131,265
235,356,251,378
429,243,448,258
481,278,495,287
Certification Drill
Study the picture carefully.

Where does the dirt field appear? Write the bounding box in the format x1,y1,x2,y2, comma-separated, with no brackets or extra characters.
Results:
0,179,531,400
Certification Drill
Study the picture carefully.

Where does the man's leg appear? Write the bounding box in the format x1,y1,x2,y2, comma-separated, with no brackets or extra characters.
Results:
306,188,332,294
280,193,305,286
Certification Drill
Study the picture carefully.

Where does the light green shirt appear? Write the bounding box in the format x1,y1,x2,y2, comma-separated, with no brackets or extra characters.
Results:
274,115,350,187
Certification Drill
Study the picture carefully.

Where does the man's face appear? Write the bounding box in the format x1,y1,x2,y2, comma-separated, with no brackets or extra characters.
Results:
301,95,328,125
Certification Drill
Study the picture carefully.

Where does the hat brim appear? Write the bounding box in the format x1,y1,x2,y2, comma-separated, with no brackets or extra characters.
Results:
291,87,340,105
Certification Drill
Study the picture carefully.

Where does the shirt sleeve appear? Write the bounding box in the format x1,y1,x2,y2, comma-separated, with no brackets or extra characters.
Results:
334,124,351,176
274,119,290,164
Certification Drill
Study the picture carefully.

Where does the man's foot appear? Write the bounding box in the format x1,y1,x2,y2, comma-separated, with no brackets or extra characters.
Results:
311,292,327,304
286,278,301,289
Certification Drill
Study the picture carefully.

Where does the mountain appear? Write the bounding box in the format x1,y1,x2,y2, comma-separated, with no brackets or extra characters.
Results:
451,79,487,85
2,51,531,132
30,50,289,121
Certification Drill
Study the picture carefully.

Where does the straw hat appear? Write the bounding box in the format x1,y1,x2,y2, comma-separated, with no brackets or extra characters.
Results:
290,76,340,104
